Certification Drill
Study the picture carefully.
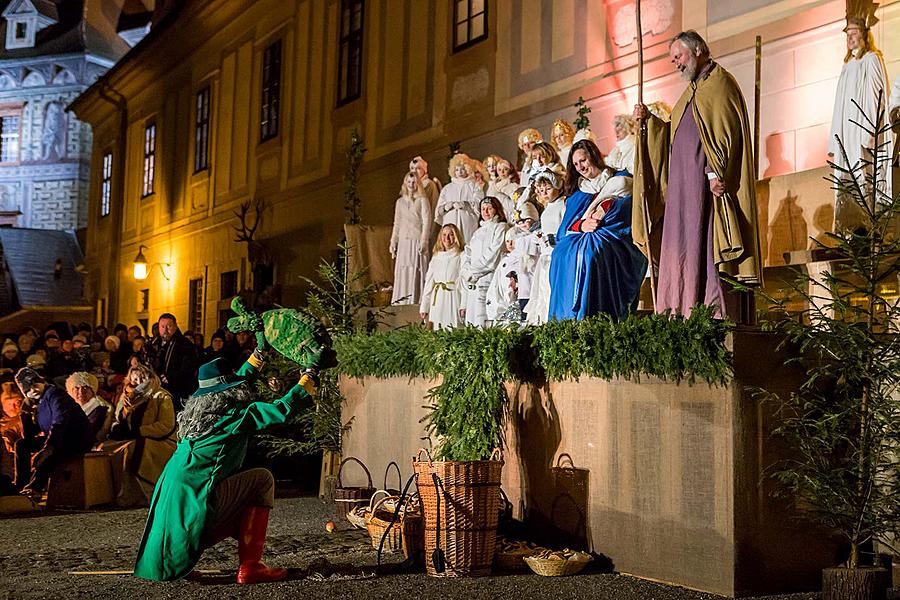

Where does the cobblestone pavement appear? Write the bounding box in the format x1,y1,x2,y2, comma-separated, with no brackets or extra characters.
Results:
0,496,820,600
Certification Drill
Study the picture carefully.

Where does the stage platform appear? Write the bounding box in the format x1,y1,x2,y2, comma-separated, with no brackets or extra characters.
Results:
339,328,837,598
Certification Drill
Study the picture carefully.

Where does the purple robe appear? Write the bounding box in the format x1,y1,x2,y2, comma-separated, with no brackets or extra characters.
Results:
656,101,726,317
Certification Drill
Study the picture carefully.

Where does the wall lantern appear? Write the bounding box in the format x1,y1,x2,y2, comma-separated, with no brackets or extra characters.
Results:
133,244,173,281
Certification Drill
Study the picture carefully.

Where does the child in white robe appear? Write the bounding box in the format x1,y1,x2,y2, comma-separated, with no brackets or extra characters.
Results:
525,168,568,325
434,153,483,243
485,227,522,323
419,224,465,331
460,197,509,328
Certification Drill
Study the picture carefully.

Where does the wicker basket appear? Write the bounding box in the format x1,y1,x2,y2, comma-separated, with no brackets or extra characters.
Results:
524,552,592,577
334,457,376,519
413,448,504,577
347,490,392,529
366,494,425,559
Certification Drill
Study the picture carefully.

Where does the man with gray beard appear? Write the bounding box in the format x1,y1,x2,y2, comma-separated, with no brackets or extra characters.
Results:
634,30,761,319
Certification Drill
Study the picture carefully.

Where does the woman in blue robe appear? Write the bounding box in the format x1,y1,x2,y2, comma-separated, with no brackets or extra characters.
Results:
548,139,647,321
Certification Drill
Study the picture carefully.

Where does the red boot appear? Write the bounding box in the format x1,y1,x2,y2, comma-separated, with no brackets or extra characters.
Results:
236,506,288,584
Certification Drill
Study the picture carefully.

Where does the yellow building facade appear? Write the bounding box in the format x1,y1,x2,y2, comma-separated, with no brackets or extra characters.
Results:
70,0,899,334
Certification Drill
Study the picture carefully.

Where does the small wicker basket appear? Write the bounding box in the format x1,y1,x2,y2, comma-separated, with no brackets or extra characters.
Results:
334,457,376,519
524,553,592,577
366,494,424,559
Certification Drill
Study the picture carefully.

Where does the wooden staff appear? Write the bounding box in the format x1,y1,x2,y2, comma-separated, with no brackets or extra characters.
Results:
635,0,658,307
754,35,762,179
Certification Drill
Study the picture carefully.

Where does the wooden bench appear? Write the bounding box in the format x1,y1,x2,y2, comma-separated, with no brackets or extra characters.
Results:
46,451,114,509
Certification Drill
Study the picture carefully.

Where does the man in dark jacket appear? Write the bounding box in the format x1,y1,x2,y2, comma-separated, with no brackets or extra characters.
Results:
13,367,94,494
147,313,199,411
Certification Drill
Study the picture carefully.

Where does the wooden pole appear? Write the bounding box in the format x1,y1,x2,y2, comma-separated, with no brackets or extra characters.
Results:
635,0,658,308
754,35,762,179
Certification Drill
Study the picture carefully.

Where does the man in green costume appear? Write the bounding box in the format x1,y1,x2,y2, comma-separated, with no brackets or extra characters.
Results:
133,329,319,584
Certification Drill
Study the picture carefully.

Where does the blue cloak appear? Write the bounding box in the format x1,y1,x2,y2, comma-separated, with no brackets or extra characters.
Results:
547,186,647,321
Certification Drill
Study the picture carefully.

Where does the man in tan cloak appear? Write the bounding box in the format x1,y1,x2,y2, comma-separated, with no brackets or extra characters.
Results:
633,30,761,318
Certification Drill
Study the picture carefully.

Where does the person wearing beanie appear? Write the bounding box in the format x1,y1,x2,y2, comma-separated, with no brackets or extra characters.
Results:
0,338,22,372
13,367,94,495
105,335,128,374
66,371,111,443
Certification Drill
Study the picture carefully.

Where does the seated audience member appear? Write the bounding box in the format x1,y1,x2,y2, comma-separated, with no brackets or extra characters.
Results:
127,325,142,342
0,381,25,493
233,330,255,368
0,338,23,373
66,372,112,443
17,333,35,357
25,353,47,376
100,363,176,506
92,325,109,352
105,335,128,374
13,368,94,495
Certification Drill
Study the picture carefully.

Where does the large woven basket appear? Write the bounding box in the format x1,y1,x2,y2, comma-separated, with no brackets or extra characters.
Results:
413,448,504,577
334,457,376,519
366,494,425,559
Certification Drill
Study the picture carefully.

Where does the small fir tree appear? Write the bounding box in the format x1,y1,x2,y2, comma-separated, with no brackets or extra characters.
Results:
753,99,900,570
343,129,366,225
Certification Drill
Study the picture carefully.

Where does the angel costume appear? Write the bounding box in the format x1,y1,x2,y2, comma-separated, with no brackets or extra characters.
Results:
434,178,483,243
390,193,433,305
525,195,567,325
460,216,508,327
605,135,636,175
420,249,464,330
829,48,892,229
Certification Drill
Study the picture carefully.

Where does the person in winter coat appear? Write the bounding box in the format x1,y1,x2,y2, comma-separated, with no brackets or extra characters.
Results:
99,363,176,507
133,331,323,584
66,371,112,443
147,313,199,410
13,368,93,494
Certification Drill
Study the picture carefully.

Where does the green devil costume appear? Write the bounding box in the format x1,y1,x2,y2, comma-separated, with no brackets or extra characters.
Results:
134,298,329,582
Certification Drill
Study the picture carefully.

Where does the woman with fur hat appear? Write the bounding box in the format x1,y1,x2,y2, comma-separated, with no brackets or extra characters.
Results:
99,363,176,506
133,330,322,584
434,153,483,243
66,371,112,443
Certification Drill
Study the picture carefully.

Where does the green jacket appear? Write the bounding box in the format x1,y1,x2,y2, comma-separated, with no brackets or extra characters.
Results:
133,362,309,581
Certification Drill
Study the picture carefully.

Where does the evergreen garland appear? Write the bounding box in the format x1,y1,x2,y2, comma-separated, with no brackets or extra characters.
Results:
336,309,733,461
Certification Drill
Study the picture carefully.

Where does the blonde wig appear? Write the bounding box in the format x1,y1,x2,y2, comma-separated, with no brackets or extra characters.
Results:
613,114,637,136
517,128,542,150
399,170,426,199
550,119,576,151
530,141,560,166
448,153,472,178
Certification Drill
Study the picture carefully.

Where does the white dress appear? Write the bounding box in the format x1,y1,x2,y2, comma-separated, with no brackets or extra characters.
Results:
420,250,464,330
558,145,572,168
829,50,892,228
434,177,483,243
525,198,567,325
605,135,636,174
390,194,433,305
460,218,508,328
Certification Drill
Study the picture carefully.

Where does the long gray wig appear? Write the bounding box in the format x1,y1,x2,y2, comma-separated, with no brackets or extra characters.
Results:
177,381,255,440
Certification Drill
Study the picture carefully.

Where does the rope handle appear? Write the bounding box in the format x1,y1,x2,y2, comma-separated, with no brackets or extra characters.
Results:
489,448,503,462
384,461,402,491
336,456,373,488
414,448,433,464
555,452,575,468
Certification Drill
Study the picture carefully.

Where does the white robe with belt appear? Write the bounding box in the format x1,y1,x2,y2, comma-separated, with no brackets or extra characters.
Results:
420,250,464,330
390,194,432,305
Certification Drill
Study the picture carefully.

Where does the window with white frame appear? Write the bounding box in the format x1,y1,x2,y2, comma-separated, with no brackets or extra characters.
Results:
100,151,112,216
0,113,20,163
142,123,156,197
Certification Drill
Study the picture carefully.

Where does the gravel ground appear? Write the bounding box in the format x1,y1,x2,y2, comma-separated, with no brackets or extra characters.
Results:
0,496,820,600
